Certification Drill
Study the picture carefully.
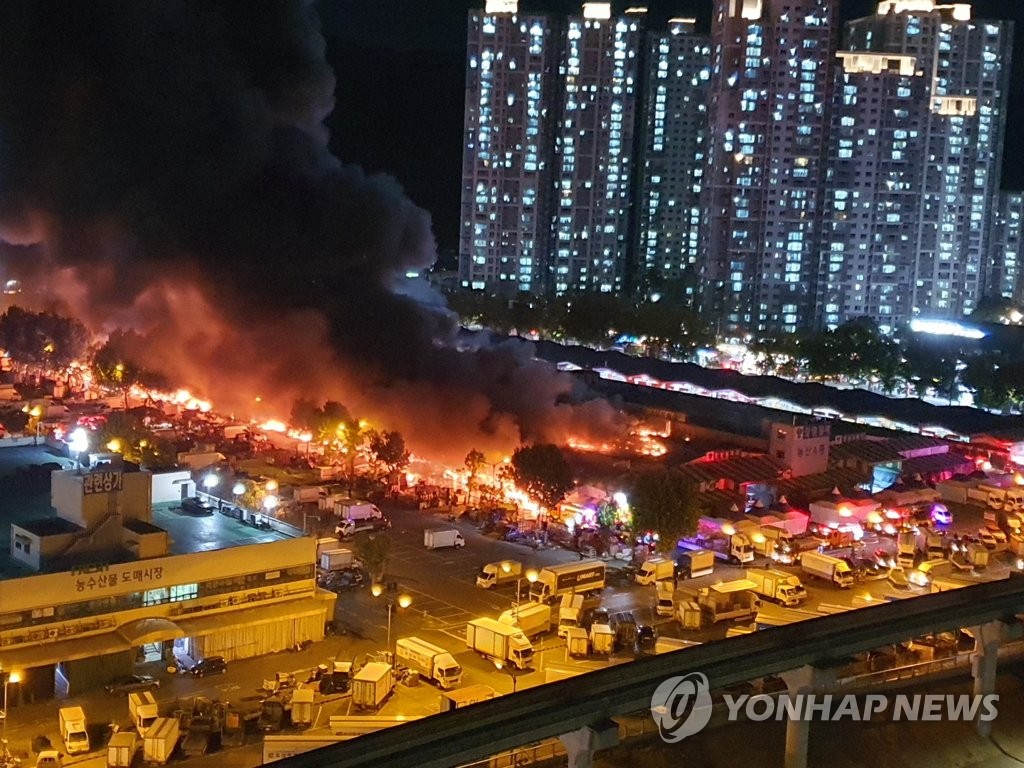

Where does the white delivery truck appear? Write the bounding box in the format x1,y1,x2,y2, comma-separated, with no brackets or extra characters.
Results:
675,550,715,580
744,568,808,606
655,586,676,617
334,500,384,521
129,691,159,733
799,551,854,588
499,602,552,639
143,717,181,765
439,685,498,713
589,624,615,655
634,557,675,586
557,594,600,637
59,706,90,755
465,618,533,670
424,529,465,549
529,561,606,603
565,627,590,657
395,637,463,689
107,731,139,768
351,663,396,711
476,560,522,589
319,548,358,571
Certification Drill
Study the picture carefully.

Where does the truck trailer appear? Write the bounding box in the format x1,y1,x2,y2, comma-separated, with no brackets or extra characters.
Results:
395,637,463,689
529,561,605,603
465,618,533,670
799,551,854,588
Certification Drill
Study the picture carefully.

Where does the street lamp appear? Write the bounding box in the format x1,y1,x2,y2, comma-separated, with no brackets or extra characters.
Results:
232,482,246,497
515,568,539,620
203,473,219,491
372,583,412,656
69,428,89,472
2,669,20,758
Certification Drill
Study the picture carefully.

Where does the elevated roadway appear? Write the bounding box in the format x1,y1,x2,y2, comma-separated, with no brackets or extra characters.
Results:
278,575,1024,768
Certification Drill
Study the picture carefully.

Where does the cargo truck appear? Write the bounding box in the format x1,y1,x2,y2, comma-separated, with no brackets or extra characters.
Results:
565,627,590,657
680,519,755,563
897,529,918,568
655,586,676,617
696,580,761,623
499,602,552,639
799,551,854,588
143,717,180,765
557,593,600,637
589,624,615,655
289,688,314,728
59,706,90,755
128,690,159,733
334,500,383,521
675,550,715,579
423,529,466,549
465,618,533,670
106,731,138,768
336,516,390,538
529,561,606,603
351,663,396,711
293,486,327,503
634,557,675,585
319,547,359,572
476,560,522,589
439,685,498,713
395,637,463,689
744,568,808,606
917,531,947,560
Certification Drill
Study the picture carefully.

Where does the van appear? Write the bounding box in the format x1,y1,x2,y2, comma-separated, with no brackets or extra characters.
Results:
190,656,227,677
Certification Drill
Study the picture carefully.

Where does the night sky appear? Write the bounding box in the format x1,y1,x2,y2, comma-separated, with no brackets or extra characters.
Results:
319,0,1024,255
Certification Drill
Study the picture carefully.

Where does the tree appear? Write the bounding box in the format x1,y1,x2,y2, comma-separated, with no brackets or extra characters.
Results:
511,444,574,508
0,306,90,368
354,531,392,580
464,449,485,502
92,330,169,409
629,470,702,553
553,294,624,346
368,430,410,477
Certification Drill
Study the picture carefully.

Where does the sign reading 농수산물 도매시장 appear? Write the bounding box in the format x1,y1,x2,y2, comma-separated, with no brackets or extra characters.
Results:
71,563,165,592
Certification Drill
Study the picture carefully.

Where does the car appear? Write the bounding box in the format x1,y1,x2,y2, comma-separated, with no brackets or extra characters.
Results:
181,497,215,516
190,656,227,677
104,674,159,695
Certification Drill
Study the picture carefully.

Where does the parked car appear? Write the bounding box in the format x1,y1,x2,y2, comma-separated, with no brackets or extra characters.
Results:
104,674,159,695
181,498,215,516
190,656,227,677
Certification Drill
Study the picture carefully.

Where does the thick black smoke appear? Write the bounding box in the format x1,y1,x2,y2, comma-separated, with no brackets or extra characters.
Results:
0,0,623,459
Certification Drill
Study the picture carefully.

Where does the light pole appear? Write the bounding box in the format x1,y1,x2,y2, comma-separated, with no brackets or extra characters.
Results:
372,583,412,657
2,669,20,760
515,568,539,621
493,659,518,694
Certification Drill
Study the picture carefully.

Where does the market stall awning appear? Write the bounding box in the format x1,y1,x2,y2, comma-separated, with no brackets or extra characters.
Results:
118,617,185,645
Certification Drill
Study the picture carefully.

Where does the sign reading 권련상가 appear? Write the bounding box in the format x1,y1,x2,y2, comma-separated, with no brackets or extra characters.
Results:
82,471,124,495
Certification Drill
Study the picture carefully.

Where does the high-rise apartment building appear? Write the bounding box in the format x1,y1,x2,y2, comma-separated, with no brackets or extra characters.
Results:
701,0,837,334
635,18,711,305
831,1,1013,325
989,191,1024,304
459,1,560,295
550,3,644,295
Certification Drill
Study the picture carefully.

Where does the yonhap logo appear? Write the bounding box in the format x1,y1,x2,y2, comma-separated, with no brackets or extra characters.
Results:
650,672,714,743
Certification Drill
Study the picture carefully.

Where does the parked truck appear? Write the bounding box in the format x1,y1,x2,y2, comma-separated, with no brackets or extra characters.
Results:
289,688,314,728
679,531,754,564
499,602,552,639
423,529,466,550
565,627,590,657
106,731,138,768
745,568,808,606
465,618,533,670
336,514,390,538
529,561,606,603
319,547,359,572
129,690,159,733
351,662,396,711
557,593,600,637
143,717,180,765
917,531,947,560
799,551,854,588
675,550,715,580
897,529,918,569
395,637,463,689
634,557,675,586
696,580,760,623
293,486,327,503
334,500,384,520
439,685,498,713
589,623,615,655
476,560,522,589
59,706,90,755
655,586,676,617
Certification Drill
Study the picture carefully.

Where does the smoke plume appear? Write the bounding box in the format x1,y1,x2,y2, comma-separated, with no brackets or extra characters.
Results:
0,1,623,461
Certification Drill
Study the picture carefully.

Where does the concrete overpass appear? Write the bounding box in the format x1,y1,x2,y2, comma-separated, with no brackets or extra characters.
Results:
278,576,1024,768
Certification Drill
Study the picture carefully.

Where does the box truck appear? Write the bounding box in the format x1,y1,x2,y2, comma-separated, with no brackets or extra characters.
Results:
143,717,180,765
336,515,390,538
799,551,854,588
106,731,139,768
351,663,396,711
634,557,675,586
476,560,522,589
59,706,90,755
128,690,159,733
465,618,533,670
565,627,590,657
423,529,466,549
334,500,383,520
529,561,606,603
319,548,358,571
696,580,761,623
675,550,715,579
395,637,463,689
499,602,552,639
744,568,808,606
439,685,498,713
289,688,314,728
